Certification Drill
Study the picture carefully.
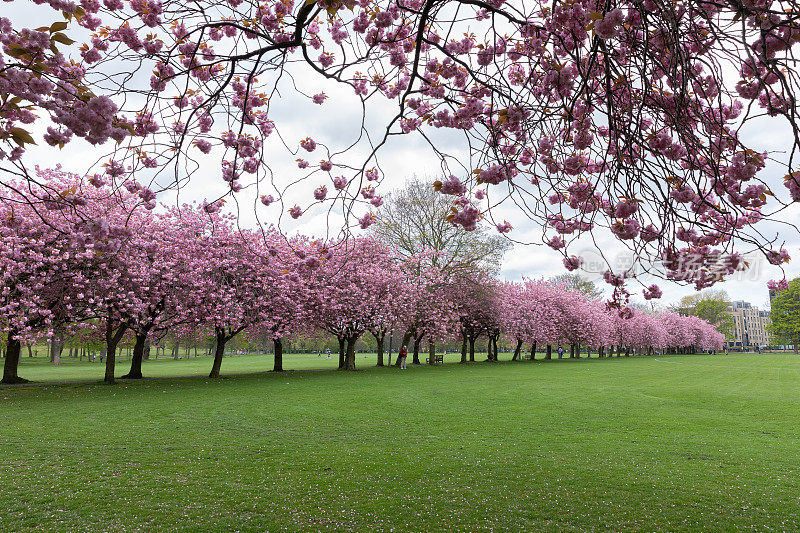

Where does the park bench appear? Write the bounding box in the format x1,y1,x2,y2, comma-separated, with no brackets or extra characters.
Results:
426,353,444,365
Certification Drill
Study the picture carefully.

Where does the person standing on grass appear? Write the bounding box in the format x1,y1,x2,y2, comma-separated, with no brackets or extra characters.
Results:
399,345,408,369
558,346,564,359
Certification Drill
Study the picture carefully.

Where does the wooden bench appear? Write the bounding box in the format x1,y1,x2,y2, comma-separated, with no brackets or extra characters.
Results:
426,353,444,365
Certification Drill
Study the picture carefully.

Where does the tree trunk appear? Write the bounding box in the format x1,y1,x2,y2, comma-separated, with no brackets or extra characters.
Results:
273,338,284,372
570,343,575,358
625,347,631,357
172,340,179,360
427,338,435,365
468,336,476,362
530,341,537,360
460,334,468,363
122,331,149,379
412,335,422,365
104,322,127,384
394,330,414,367
50,329,66,365
209,330,229,378
143,339,151,360
374,332,385,367
512,339,522,361
27,345,32,358
343,336,357,370
1,331,26,384
338,335,346,369
545,344,552,359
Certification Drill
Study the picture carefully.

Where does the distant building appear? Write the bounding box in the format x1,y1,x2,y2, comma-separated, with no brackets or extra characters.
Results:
728,301,771,350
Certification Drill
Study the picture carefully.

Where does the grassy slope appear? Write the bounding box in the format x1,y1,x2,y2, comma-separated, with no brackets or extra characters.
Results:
1,352,798,531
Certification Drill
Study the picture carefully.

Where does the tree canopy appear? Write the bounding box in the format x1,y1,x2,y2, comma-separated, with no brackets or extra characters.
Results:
768,279,800,351
373,179,511,275
1,0,799,302
673,290,734,338
548,274,604,300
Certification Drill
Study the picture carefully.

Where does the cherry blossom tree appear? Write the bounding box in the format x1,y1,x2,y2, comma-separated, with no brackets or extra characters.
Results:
193,221,272,378
4,0,800,301
396,252,459,365
308,237,406,370
0,169,136,383
257,234,311,372
110,209,206,379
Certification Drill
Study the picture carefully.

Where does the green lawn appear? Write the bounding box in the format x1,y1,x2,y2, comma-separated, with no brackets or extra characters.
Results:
2,352,799,531
6,350,491,382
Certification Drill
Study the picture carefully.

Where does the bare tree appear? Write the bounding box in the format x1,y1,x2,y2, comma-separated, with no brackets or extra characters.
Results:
373,178,511,277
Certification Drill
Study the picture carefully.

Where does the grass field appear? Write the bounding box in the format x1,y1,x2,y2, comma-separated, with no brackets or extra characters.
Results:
2,352,799,531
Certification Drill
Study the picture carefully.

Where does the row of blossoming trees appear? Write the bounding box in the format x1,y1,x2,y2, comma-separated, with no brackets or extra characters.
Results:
0,170,723,384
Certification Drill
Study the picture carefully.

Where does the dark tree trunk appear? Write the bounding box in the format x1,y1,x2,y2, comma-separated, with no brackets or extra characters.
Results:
395,330,414,367
104,321,127,384
374,332,385,367
469,336,476,362
545,344,552,359
599,346,605,358
343,336,357,370
122,331,149,379
273,338,284,372
1,331,26,384
412,335,422,365
530,341,537,360
428,338,435,365
27,345,32,358
625,347,631,357
209,330,229,378
512,339,522,361
143,339,151,360
460,333,468,363
570,343,575,358
172,340,179,360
